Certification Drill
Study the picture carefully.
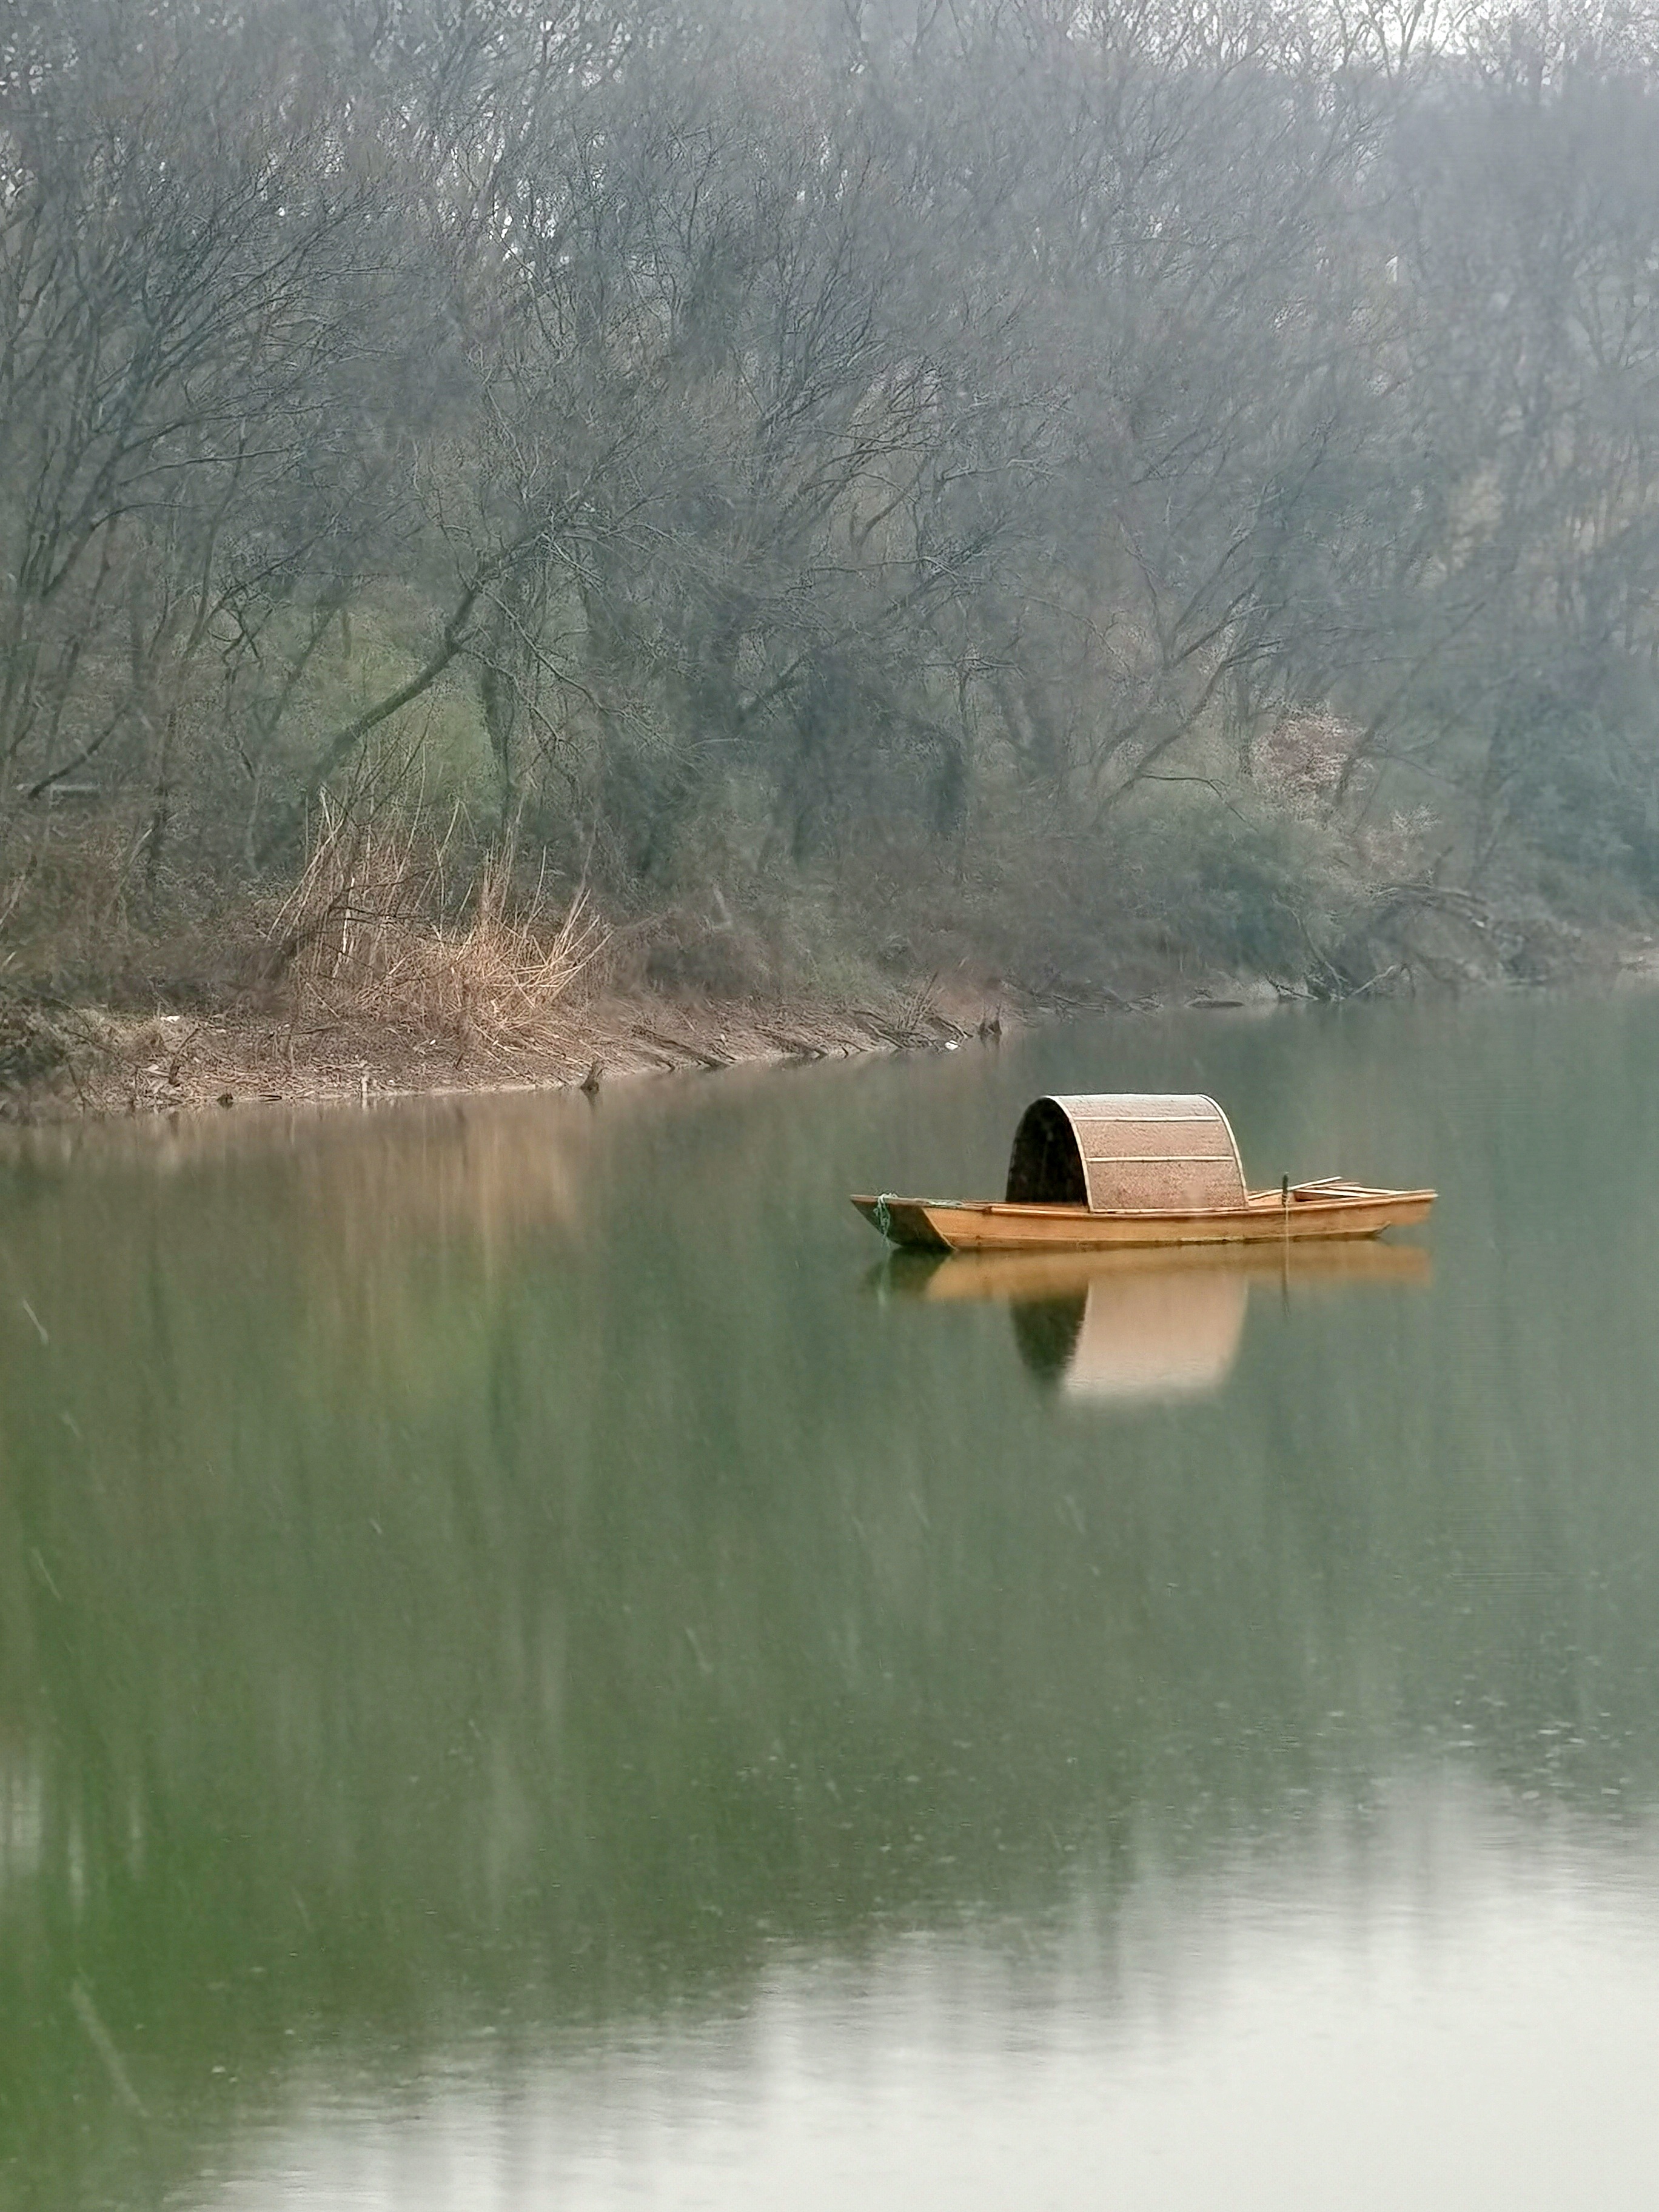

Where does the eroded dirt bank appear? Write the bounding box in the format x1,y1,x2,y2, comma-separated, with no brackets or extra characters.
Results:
4,925,1652,1125
0,975,1036,1121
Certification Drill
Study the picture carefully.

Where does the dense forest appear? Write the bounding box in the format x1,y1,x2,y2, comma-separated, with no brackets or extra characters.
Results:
6,0,1659,1026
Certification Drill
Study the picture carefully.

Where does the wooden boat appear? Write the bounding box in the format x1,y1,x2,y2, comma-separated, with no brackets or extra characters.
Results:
852,1092,1435,1252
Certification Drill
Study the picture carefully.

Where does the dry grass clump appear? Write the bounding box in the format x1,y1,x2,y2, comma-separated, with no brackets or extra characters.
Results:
268,794,609,1062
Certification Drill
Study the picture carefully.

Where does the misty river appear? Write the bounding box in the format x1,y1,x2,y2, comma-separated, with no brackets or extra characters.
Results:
4,993,1659,2208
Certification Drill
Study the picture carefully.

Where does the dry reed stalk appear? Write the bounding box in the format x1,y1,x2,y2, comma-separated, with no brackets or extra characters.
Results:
269,791,443,984
269,797,610,1059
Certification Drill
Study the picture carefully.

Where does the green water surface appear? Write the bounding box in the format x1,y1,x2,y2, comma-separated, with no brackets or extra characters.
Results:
2,995,1658,2208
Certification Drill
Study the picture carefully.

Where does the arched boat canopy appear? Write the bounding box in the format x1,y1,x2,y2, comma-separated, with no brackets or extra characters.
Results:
1005,1093,1248,1214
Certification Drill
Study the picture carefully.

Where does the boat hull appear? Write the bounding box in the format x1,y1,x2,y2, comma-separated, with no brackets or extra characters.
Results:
851,1187,1436,1252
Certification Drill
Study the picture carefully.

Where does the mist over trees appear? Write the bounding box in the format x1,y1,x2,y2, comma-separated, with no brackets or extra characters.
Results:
7,0,1659,997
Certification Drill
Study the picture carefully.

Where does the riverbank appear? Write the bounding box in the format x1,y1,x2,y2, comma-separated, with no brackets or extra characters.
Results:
0,956,1296,1122
4,819,1651,1124
5,910,1650,1123
0,976,979,1121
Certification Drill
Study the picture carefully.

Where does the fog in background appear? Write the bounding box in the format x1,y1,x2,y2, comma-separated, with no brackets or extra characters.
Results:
5,0,1659,999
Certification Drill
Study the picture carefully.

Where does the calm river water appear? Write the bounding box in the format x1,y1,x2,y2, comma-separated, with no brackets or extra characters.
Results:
3,994,1659,2208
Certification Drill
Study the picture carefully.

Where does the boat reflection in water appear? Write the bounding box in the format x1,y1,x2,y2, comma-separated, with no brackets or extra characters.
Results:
882,1241,1431,1405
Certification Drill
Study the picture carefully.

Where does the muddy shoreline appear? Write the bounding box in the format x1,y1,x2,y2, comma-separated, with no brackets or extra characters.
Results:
4,930,1652,1125
0,974,1032,1122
